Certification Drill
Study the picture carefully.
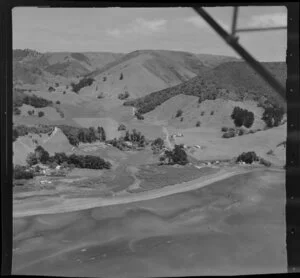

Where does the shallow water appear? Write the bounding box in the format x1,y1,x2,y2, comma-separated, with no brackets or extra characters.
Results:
12,169,286,277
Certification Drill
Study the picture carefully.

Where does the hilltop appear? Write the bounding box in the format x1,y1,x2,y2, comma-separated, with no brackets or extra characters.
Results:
13,49,124,85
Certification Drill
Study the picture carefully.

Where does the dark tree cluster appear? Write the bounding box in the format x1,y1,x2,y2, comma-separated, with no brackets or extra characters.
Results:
135,111,144,120
231,107,254,128
175,109,183,118
38,111,44,117
118,91,130,100
107,129,146,150
236,151,259,164
13,165,34,180
56,125,106,146
23,94,53,108
262,106,284,128
222,127,247,138
162,145,188,165
48,86,55,92
124,129,146,146
118,124,127,131
12,124,106,146
26,146,111,170
13,124,53,142
71,77,95,93
68,154,111,169
151,137,165,154
13,107,21,115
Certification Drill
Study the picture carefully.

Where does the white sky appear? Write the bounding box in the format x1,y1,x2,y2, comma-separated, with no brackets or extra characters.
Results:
13,6,287,61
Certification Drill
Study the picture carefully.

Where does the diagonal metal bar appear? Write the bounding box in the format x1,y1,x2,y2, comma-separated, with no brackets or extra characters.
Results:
236,26,287,33
193,7,286,104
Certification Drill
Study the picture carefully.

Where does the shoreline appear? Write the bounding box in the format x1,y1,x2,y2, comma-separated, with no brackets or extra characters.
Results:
13,167,248,218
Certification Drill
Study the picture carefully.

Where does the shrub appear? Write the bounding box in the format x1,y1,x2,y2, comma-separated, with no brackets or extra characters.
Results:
38,111,44,117
266,149,274,155
262,106,284,128
120,73,123,80
238,128,245,136
63,91,66,94
13,107,21,115
260,158,272,167
97,126,106,142
118,91,129,100
176,109,183,118
13,165,34,180
103,76,107,82
221,127,228,132
236,151,259,164
135,111,144,120
53,152,69,164
56,100,60,104
26,152,38,166
210,111,214,115
118,124,126,131
201,111,205,116
196,121,201,127
27,110,33,116
48,86,55,92
34,145,50,164
151,137,165,154
222,129,235,138
180,117,184,122
55,83,59,87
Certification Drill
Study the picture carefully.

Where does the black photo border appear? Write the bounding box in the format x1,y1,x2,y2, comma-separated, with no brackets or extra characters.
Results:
1,1,299,277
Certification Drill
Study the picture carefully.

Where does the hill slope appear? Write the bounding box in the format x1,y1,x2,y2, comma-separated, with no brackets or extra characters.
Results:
124,61,287,114
13,49,124,84
83,50,239,99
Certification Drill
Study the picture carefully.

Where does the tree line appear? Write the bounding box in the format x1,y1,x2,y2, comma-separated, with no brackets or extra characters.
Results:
71,77,95,93
26,145,112,170
13,124,106,146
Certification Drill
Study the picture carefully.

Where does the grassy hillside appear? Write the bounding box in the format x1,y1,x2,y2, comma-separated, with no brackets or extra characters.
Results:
124,62,286,114
83,50,228,99
13,49,125,84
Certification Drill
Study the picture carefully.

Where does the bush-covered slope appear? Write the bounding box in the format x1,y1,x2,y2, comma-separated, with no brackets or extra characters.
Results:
124,62,286,114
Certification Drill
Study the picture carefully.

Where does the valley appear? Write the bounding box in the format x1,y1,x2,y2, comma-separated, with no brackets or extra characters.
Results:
12,48,287,276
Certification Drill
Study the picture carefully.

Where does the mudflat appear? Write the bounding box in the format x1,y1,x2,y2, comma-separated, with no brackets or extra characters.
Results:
12,168,286,277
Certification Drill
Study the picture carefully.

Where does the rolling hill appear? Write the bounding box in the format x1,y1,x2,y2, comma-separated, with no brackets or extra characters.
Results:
13,49,124,84
83,50,240,99
124,61,287,114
